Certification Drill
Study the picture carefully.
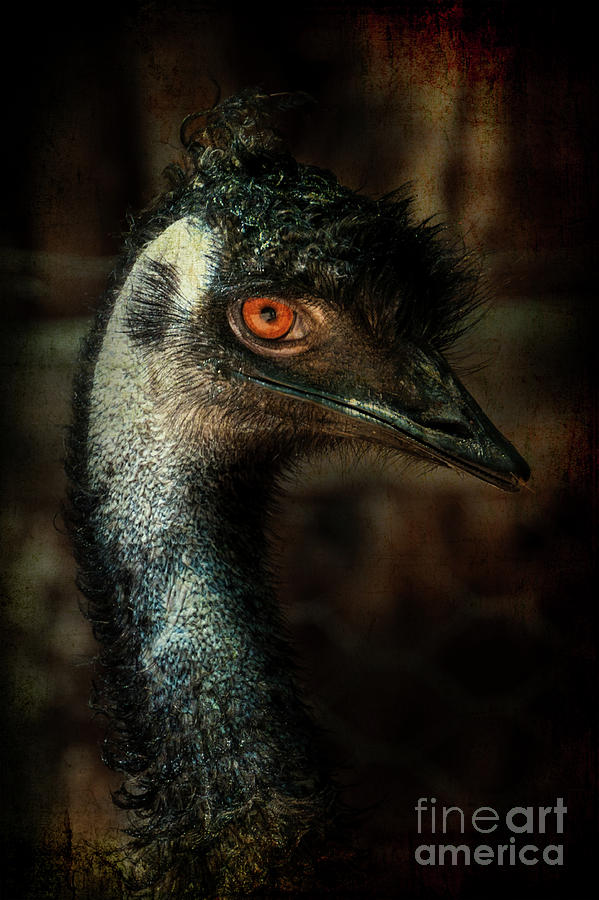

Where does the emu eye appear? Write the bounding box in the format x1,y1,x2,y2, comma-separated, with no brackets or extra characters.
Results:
241,298,296,340
228,295,322,358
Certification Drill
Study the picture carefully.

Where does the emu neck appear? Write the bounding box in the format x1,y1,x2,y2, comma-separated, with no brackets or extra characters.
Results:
122,440,317,790
84,289,336,892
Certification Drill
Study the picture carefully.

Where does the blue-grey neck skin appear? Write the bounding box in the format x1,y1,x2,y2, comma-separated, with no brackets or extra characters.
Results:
115,448,332,843
75,217,338,895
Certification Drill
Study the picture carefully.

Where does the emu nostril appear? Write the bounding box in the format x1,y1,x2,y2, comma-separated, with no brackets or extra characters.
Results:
423,417,472,440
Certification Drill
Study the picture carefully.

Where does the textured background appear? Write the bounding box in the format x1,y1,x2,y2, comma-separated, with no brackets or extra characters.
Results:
1,1,596,897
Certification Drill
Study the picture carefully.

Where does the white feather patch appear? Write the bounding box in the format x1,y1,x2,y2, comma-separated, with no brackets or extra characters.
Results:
128,217,216,315
87,218,216,560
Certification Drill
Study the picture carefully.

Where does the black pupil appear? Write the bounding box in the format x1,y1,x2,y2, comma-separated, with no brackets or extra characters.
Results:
260,306,277,323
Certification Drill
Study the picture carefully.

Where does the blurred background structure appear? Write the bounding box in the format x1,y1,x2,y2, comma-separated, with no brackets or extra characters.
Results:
1,1,596,897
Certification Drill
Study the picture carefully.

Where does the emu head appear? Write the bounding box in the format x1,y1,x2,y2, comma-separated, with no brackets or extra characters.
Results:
119,88,529,490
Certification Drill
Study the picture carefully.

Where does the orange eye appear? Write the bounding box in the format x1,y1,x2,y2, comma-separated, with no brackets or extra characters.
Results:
241,298,296,340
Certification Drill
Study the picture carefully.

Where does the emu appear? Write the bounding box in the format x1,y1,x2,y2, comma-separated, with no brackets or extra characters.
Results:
66,89,529,897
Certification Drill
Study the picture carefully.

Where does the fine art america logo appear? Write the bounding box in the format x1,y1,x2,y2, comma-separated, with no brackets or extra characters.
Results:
414,797,566,866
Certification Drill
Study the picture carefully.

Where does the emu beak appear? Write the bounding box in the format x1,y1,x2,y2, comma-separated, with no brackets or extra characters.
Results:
333,345,531,493
237,342,530,492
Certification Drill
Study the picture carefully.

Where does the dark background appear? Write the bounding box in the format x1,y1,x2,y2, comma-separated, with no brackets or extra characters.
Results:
1,1,596,897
